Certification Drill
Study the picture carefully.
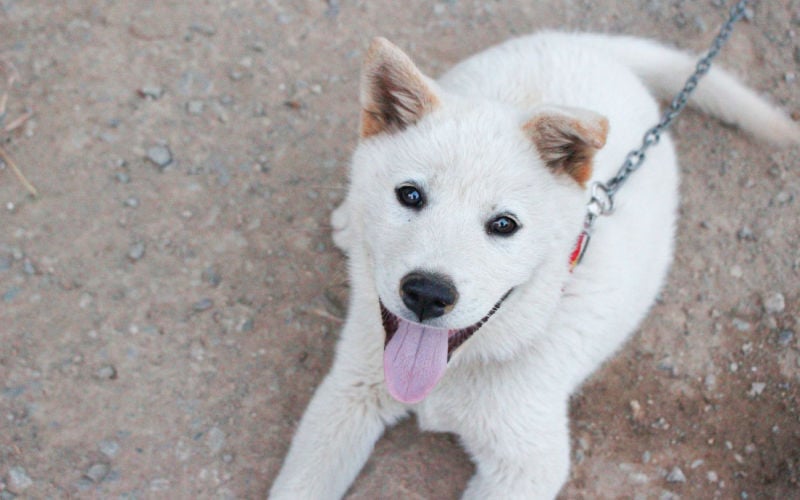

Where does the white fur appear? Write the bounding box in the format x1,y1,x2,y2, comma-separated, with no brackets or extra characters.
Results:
271,32,799,499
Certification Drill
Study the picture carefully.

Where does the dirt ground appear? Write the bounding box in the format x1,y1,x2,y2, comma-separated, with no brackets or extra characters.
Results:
1,1,798,498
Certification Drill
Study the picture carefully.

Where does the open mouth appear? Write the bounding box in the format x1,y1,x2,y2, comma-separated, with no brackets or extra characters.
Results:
380,290,511,404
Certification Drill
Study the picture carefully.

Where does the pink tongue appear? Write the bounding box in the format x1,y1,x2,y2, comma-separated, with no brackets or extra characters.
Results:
383,318,449,404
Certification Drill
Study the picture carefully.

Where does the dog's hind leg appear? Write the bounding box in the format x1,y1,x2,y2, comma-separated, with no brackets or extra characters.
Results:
269,361,406,499
330,199,353,254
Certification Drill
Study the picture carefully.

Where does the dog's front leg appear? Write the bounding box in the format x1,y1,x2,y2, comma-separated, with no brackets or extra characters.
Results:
270,361,405,499
460,403,571,500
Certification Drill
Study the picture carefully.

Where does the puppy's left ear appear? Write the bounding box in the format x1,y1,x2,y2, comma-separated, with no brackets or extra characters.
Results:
360,37,440,138
523,106,609,187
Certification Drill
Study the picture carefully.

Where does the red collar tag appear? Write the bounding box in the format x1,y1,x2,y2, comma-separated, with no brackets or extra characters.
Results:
569,231,590,271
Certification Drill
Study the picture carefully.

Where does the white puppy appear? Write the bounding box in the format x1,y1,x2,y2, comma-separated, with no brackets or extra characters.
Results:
270,32,799,499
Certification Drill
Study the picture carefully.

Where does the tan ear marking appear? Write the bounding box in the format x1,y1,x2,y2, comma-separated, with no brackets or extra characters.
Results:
359,38,439,138
523,107,609,187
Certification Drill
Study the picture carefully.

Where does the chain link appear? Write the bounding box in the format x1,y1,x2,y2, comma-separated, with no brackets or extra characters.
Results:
575,0,749,266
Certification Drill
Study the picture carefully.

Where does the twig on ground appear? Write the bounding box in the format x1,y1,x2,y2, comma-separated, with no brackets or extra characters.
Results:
0,58,38,198
4,108,32,133
0,145,38,197
303,307,344,323
0,58,19,118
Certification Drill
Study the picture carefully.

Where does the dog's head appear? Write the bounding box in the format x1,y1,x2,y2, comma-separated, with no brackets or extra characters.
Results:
348,38,608,403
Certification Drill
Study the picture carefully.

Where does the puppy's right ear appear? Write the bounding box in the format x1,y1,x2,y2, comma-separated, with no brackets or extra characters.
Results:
360,37,440,138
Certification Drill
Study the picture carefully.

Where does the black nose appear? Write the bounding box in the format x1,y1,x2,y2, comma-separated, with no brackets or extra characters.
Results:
400,272,458,322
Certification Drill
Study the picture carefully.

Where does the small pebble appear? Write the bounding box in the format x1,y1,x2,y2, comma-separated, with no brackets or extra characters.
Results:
189,22,216,36
99,439,120,458
128,242,146,261
186,100,204,115
736,226,755,241
629,400,644,422
22,259,36,275
207,426,226,454
237,318,254,333
3,286,21,302
138,85,163,99
777,330,794,347
763,293,785,314
707,470,719,482
150,478,170,491
732,318,751,332
115,172,131,184
201,266,221,287
95,365,118,380
7,466,33,492
666,466,686,483
6,202,15,212
748,382,766,397
693,16,707,32
192,298,213,312
124,197,140,208
146,145,173,169
786,72,797,84
85,463,109,483
730,265,743,278
774,191,793,205
691,459,705,469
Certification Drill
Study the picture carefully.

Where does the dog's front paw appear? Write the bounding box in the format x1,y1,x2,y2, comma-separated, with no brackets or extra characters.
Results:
330,201,352,253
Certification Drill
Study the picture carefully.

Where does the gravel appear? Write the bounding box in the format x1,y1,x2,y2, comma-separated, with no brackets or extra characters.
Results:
748,382,766,397
128,242,146,261
146,145,173,169
763,293,785,314
777,330,794,347
94,365,118,380
7,467,33,493
99,439,120,458
207,426,226,454
189,22,216,36
138,85,164,99
186,100,204,115
666,466,686,483
22,259,36,275
192,298,214,312
736,226,755,241
201,266,221,286
85,463,110,483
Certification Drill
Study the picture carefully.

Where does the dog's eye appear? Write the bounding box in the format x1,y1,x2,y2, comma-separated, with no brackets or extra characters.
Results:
396,184,425,209
487,215,519,236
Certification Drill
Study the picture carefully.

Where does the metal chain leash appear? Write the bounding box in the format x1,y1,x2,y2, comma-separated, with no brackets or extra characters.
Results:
571,0,750,266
